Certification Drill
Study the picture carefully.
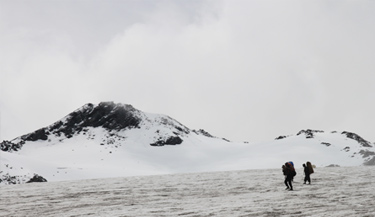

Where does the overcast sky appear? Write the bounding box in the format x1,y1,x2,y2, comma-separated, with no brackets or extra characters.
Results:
1,0,374,143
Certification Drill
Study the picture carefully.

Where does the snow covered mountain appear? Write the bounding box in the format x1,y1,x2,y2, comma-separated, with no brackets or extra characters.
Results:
1,102,374,185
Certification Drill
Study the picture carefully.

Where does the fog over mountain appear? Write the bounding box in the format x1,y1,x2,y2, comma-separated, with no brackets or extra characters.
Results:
2,0,375,147
1,102,374,185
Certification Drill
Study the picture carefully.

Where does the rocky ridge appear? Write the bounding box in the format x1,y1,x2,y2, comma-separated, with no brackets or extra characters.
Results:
277,129,375,165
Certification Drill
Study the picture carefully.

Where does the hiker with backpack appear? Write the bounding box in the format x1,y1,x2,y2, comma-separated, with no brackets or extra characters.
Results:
303,161,314,184
282,162,296,191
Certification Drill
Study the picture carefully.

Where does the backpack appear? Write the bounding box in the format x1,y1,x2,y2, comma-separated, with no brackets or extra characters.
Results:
287,162,297,177
288,161,294,167
307,161,314,174
292,169,297,177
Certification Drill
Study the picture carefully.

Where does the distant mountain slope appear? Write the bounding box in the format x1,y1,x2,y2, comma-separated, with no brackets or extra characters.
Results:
0,102,230,184
1,102,374,185
273,129,375,166
0,102,210,152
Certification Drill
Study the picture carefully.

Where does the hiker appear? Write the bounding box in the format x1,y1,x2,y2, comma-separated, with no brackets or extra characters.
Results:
303,163,311,184
304,161,314,184
282,162,295,191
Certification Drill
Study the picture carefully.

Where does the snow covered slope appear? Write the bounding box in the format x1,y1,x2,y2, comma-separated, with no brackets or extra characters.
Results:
1,102,374,184
2,166,375,217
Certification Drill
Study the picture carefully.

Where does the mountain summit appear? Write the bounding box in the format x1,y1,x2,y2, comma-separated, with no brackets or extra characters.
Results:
1,102,375,185
1,102,219,152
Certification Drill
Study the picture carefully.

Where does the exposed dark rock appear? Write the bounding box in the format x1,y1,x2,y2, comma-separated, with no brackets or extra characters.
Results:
166,136,183,145
364,156,375,166
21,128,48,141
193,129,214,138
26,174,47,183
150,136,183,146
0,140,24,152
0,174,18,184
342,131,372,147
321,142,331,147
297,129,324,139
222,138,230,142
174,126,190,135
0,173,47,185
275,135,287,140
359,150,375,158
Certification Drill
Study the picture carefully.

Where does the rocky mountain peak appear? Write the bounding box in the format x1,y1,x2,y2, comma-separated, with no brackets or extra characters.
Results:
296,129,324,139
25,101,142,140
1,102,143,152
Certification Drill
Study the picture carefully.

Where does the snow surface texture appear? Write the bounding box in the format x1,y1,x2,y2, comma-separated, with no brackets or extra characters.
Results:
1,102,375,184
1,166,375,217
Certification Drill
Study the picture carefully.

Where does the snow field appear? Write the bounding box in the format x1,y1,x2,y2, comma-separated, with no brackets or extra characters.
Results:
1,166,374,217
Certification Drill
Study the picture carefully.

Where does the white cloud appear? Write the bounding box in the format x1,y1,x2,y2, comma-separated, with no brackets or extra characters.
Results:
1,0,375,143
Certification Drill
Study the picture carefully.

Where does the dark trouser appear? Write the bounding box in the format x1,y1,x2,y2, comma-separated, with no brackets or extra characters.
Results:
284,176,293,189
304,174,311,184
